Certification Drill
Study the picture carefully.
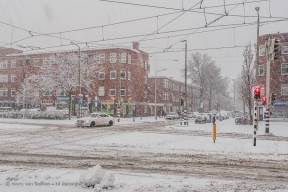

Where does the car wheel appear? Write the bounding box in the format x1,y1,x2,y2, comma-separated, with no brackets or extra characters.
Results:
90,122,95,127
109,120,113,126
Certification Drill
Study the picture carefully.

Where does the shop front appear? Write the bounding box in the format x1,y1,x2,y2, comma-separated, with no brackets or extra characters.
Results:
56,97,73,109
0,100,15,108
100,100,135,117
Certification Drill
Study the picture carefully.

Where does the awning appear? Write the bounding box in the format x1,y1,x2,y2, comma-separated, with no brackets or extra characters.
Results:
0,100,14,104
42,103,54,106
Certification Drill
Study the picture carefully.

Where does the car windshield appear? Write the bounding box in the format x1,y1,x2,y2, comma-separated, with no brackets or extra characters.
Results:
87,113,99,117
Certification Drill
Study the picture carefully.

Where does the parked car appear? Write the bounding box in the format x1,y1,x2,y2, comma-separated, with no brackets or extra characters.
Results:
187,112,193,118
165,112,180,120
0,107,13,113
195,114,207,124
75,113,115,127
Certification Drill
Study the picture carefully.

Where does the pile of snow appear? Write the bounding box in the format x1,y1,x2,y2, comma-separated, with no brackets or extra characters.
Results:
79,165,115,190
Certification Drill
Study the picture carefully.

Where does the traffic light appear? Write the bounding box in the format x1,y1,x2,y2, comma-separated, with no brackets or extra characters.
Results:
271,38,280,60
261,97,266,105
271,93,276,106
180,98,184,106
254,86,261,99
87,97,91,104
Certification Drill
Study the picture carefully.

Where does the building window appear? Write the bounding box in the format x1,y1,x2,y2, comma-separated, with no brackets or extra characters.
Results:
42,90,52,96
144,76,147,84
128,87,131,96
11,74,17,82
120,53,126,63
281,63,288,75
99,70,105,80
144,60,147,69
281,84,288,96
99,54,105,64
0,74,8,83
34,59,40,67
11,88,16,97
128,54,131,64
259,45,265,56
0,60,8,69
110,86,116,96
163,92,169,100
43,58,51,66
120,70,126,79
258,65,264,76
0,88,8,96
144,90,147,98
98,86,105,96
56,88,65,96
11,60,16,68
110,70,116,79
110,53,116,63
163,79,169,88
120,86,126,96
281,43,288,54
128,71,131,80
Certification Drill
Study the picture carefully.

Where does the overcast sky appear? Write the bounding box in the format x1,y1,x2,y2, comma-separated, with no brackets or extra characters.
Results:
1,0,287,84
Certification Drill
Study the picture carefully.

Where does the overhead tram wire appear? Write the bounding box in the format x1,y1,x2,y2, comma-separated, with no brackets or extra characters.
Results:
14,18,288,54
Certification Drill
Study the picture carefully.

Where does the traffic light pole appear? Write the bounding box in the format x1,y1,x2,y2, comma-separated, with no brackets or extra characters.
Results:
265,39,271,134
253,99,258,146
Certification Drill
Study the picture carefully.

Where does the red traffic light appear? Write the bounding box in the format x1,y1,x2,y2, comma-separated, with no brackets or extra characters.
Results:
261,97,266,103
254,87,261,94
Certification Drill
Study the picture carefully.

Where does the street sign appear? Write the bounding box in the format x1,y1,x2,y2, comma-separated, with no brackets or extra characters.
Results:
93,100,98,103
200,98,204,103
78,100,82,104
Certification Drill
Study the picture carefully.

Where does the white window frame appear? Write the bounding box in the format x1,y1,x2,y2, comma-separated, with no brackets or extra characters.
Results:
144,60,147,69
99,54,105,64
56,88,66,96
98,86,105,96
109,86,116,96
163,92,169,100
144,76,147,84
128,87,132,96
11,88,16,97
120,53,126,63
0,74,8,83
121,70,126,79
128,71,131,80
128,54,131,64
144,90,147,98
120,86,126,96
110,53,116,63
281,84,288,96
11,60,16,68
34,59,40,67
163,79,169,88
0,88,8,96
110,70,116,79
281,43,288,54
0,60,8,69
99,70,105,80
259,45,265,56
11,74,17,82
281,63,288,75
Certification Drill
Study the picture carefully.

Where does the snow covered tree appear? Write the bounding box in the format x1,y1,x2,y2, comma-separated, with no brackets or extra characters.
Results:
237,42,254,124
38,52,98,119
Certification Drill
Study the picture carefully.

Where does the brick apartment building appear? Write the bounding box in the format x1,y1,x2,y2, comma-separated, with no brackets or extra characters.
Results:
147,76,197,115
0,42,151,116
258,33,288,110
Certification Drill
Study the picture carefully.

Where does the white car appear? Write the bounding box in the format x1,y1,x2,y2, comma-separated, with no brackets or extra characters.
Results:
75,113,115,127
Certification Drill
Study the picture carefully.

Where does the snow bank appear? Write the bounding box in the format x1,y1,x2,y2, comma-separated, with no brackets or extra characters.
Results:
79,165,115,190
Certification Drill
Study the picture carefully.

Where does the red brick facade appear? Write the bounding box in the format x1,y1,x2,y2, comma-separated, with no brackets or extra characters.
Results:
258,33,288,105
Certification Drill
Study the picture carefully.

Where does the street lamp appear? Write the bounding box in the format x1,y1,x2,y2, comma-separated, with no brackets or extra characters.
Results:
155,69,167,120
70,42,81,118
255,7,260,84
181,40,188,126
225,78,236,115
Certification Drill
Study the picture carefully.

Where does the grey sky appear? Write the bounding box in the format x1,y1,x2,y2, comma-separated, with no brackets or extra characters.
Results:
1,0,287,82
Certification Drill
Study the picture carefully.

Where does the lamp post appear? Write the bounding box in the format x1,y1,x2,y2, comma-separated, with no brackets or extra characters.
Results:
225,78,236,115
70,42,81,118
255,7,260,84
155,69,167,120
181,40,188,126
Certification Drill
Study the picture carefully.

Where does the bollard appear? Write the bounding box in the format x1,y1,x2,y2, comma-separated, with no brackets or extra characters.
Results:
180,118,183,125
212,123,216,143
133,116,135,122
140,115,142,120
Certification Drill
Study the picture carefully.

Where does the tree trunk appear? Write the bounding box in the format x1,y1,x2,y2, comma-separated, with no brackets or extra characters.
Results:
69,91,72,120
248,99,253,125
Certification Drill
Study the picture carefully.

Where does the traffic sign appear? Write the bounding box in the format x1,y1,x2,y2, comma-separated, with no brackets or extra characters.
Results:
78,100,82,104
93,100,98,103
200,98,204,103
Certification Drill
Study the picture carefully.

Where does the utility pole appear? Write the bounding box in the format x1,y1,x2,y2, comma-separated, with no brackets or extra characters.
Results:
265,38,272,134
255,7,260,84
70,42,81,118
181,40,188,126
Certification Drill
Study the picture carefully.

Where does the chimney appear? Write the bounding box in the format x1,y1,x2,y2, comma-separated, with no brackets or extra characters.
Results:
132,42,139,50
